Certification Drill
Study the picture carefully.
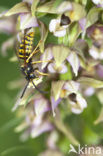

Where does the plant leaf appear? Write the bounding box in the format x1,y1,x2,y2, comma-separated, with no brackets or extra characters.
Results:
68,22,81,47
94,107,103,125
31,0,39,16
38,20,48,53
54,110,79,146
5,2,30,16
52,45,70,67
67,51,79,76
86,7,102,28
37,1,57,14
78,77,103,88
51,81,65,101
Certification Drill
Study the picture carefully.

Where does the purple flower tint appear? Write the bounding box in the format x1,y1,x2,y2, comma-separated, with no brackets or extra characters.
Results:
87,25,103,37
41,47,53,69
97,4,103,7
67,52,80,76
48,63,68,74
1,37,14,56
0,16,16,34
96,64,103,78
51,97,61,117
31,121,54,138
79,18,86,31
63,81,80,93
92,0,103,7
23,0,33,4
20,13,38,29
34,94,50,115
84,87,95,97
47,131,58,150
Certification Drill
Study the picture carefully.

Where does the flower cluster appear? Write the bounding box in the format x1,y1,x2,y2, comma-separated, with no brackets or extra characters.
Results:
1,0,103,155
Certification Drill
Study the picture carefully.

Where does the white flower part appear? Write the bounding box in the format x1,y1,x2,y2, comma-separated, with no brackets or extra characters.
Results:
54,29,66,37
63,81,80,94
31,122,53,138
41,47,53,69
47,131,59,150
70,93,87,114
89,46,103,60
84,87,95,97
92,0,100,5
67,52,80,76
34,96,49,116
100,50,103,58
92,0,103,5
76,94,87,108
20,13,38,30
1,37,14,56
48,62,68,74
0,17,15,33
32,114,43,126
49,19,67,37
23,0,33,4
49,19,60,32
48,63,56,73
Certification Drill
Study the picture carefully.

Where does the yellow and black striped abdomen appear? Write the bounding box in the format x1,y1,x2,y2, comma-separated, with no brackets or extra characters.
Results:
18,32,34,59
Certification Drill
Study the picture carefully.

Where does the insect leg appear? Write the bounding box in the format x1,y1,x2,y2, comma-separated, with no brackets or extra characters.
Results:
20,81,29,98
35,70,49,76
31,60,52,64
26,40,42,63
32,81,48,94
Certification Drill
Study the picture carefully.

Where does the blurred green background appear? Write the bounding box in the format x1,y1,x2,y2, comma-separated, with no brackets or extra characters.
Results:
0,0,46,156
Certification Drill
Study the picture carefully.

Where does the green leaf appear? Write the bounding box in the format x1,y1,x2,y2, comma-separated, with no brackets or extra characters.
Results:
38,20,48,53
0,146,33,156
69,2,86,21
0,118,23,135
37,1,57,14
81,95,103,138
53,0,63,9
52,45,70,67
51,80,65,101
94,107,103,125
54,110,79,146
78,77,103,88
5,2,30,16
87,7,103,28
31,0,39,16
68,22,81,47
60,64,72,80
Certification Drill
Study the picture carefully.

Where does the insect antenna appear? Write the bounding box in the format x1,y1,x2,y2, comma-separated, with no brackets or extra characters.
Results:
32,81,48,94
20,81,29,98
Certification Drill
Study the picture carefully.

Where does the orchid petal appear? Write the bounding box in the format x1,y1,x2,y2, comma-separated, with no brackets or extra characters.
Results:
67,51,80,76
20,13,38,30
31,122,53,138
52,45,70,67
51,81,65,101
39,20,48,53
51,97,61,117
78,77,103,88
5,2,30,16
34,95,50,116
41,47,53,69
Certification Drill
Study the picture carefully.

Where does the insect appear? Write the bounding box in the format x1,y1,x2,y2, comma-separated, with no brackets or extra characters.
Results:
17,29,50,98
